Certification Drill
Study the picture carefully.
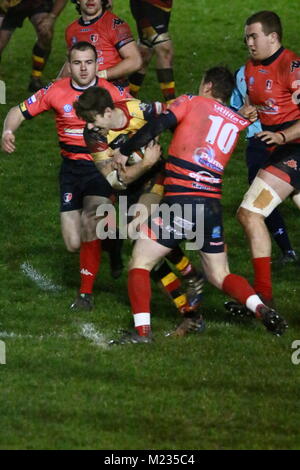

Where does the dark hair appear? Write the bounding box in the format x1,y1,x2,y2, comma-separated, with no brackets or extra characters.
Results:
245,11,282,41
68,41,98,62
74,86,114,122
203,66,235,103
70,0,110,15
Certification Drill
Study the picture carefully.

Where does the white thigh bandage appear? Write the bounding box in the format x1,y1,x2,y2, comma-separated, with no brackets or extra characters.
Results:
239,176,282,217
106,170,127,190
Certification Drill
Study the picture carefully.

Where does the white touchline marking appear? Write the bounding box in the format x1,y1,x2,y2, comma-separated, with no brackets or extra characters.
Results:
20,262,63,292
79,323,109,349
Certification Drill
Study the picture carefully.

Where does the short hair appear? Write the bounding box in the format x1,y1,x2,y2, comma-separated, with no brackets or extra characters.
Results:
245,11,282,41
70,0,110,14
74,86,114,122
203,66,235,103
68,41,98,62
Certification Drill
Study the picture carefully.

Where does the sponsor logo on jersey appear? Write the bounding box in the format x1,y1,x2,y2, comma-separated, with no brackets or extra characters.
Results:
214,103,248,126
90,34,98,43
63,104,73,113
249,76,255,85
28,95,36,105
210,241,224,246
193,146,224,172
258,69,269,74
189,170,221,185
257,98,279,115
284,159,298,170
291,60,300,72
63,193,73,203
71,36,77,44
211,225,221,239
265,79,273,91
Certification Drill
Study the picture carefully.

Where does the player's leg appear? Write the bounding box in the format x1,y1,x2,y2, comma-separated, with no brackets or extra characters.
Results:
154,38,175,103
127,236,172,339
246,137,296,264
60,210,82,252
29,6,54,92
128,0,153,97
237,168,295,302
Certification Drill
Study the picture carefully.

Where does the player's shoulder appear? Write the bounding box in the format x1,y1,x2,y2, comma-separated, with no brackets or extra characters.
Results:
102,9,129,28
66,17,80,33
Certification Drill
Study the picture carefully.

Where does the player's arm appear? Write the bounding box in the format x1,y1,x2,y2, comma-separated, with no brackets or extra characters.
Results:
118,141,161,185
256,120,300,146
98,41,142,80
113,110,177,169
1,106,25,153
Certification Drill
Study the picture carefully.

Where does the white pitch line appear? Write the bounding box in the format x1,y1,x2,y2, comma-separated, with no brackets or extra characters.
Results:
20,262,63,292
79,322,109,349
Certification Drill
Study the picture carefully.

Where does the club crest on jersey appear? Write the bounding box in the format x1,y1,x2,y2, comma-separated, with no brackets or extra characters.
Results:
90,34,98,43
291,60,300,72
63,104,73,113
63,193,73,204
265,79,273,90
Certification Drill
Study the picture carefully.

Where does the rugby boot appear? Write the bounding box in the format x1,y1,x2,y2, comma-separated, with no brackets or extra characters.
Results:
273,250,298,267
109,330,153,345
255,305,288,336
169,312,205,337
225,293,275,318
70,293,94,311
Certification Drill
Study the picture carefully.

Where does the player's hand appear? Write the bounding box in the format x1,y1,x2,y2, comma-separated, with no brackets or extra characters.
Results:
142,140,161,167
1,131,16,153
239,104,258,122
256,131,284,146
112,149,128,172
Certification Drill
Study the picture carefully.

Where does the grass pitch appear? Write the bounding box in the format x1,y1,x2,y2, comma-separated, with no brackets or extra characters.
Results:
0,1,300,450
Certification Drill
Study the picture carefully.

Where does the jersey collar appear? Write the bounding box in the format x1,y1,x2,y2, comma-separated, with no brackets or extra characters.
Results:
70,77,98,91
260,46,284,66
79,11,104,26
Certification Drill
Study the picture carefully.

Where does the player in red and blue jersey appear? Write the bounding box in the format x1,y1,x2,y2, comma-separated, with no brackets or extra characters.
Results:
112,66,287,342
1,41,131,311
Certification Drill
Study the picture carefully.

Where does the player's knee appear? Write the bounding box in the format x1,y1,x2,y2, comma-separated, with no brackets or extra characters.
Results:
237,206,258,228
64,237,80,253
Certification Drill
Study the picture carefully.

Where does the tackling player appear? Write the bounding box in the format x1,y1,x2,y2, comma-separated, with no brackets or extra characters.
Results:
59,0,142,91
0,0,68,92
1,41,132,311
129,0,175,103
111,66,287,343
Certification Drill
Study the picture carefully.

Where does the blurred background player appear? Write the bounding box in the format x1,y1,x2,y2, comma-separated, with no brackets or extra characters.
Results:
129,0,175,103
60,0,142,91
231,65,297,265
1,41,131,311
0,0,68,92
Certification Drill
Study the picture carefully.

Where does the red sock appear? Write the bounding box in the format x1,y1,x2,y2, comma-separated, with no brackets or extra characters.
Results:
222,273,256,304
128,268,151,336
80,239,101,294
252,257,272,300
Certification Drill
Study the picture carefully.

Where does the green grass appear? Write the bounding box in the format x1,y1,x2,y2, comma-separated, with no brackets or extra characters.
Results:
0,1,300,450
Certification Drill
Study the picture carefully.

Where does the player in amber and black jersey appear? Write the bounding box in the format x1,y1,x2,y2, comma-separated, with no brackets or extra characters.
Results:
60,0,142,91
0,0,68,92
129,0,175,103
1,41,132,311
75,86,206,330
110,66,288,343
234,11,300,317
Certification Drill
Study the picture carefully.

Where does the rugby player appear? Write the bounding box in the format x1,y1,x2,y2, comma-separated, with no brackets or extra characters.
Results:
235,11,300,311
111,66,288,343
0,0,68,92
1,41,133,311
74,86,206,331
59,0,142,91
129,0,175,103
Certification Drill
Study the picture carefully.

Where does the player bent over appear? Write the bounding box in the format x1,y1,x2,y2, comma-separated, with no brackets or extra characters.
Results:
111,66,287,343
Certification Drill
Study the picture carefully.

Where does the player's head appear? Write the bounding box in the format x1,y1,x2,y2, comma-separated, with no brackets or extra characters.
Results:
244,11,282,61
199,66,235,103
68,42,98,87
74,86,115,129
71,1,109,16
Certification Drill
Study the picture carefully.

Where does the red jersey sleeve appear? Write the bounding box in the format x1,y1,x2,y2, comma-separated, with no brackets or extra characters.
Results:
106,14,134,50
168,95,192,122
19,83,55,119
